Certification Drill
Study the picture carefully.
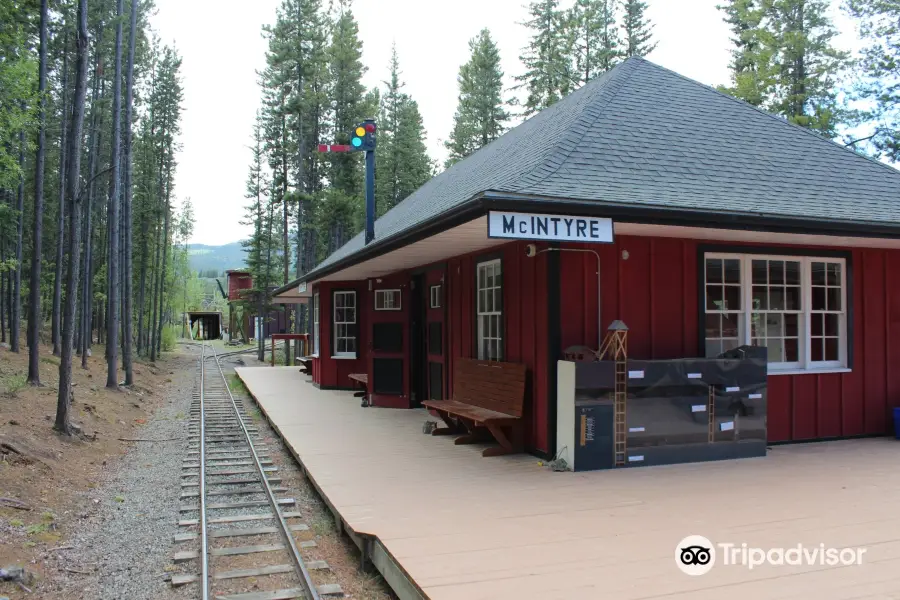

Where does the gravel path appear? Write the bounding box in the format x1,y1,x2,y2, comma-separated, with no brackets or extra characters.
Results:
54,349,199,600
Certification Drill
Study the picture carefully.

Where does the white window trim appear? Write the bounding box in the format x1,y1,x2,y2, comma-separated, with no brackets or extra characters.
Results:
312,292,320,357
430,284,442,309
374,289,402,311
704,252,848,374
476,259,503,362
332,290,357,359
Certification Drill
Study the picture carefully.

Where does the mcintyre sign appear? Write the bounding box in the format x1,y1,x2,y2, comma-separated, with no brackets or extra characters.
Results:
487,211,614,243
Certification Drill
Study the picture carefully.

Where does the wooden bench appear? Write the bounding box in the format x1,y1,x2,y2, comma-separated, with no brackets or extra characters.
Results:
421,358,527,457
297,356,313,376
348,373,368,399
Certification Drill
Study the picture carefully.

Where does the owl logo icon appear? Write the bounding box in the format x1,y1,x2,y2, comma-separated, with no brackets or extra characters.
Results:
676,535,716,575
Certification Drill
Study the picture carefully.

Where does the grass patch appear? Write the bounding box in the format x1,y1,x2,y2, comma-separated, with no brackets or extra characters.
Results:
227,373,248,395
40,356,60,365
1,373,27,398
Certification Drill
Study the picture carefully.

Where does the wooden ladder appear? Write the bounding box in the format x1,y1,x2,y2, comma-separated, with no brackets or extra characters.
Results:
614,359,627,466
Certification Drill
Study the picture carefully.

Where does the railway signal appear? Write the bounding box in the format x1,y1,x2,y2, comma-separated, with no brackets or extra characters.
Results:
317,119,377,245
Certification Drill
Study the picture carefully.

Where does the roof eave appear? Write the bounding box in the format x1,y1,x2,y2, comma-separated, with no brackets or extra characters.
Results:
273,191,900,296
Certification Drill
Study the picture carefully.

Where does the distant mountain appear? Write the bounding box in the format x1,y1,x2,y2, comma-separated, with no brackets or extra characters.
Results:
187,241,247,276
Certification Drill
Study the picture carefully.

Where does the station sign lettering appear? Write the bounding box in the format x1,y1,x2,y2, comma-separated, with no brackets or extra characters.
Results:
487,211,614,243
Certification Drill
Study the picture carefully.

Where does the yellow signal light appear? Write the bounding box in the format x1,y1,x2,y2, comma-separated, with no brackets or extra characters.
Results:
355,127,365,137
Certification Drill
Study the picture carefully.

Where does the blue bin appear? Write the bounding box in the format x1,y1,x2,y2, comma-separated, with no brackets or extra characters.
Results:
895,407,900,440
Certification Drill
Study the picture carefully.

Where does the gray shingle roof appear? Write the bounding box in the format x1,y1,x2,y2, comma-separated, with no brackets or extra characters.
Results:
306,56,900,280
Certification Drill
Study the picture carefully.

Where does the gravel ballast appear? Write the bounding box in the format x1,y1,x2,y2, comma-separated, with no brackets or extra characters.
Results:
54,351,198,600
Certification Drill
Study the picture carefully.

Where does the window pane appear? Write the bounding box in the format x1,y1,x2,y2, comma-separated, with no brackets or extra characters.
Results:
765,313,783,337
827,287,841,311
478,267,485,289
785,313,799,336
824,314,839,336
785,261,800,285
724,259,740,284
722,314,739,338
706,259,723,284
336,293,346,308
494,261,501,277
827,263,841,286
811,313,823,336
812,287,826,311
494,288,502,312
752,286,768,310
347,337,356,353
706,285,723,310
769,287,785,310
347,308,356,323
811,337,823,362
705,314,721,337
722,338,739,353
705,340,722,358
724,285,741,311
769,261,784,284
811,262,826,286
485,288,493,312
335,308,344,323
785,286,801,310
752,260,767,284
785,338,799,362
337,338,346,353
825,338,838,361
767,339,783,363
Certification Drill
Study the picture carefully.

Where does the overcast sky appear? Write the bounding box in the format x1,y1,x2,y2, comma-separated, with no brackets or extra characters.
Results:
150,0,854,246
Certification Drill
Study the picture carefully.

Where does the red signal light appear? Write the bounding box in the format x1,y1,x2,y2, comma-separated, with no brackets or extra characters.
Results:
364,123,376,133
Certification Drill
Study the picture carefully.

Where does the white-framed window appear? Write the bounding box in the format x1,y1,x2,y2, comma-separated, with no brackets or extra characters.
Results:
374,289,401,311
333,290,357,357
704,252,847,372
312,292,319,355
476,259,503,361
430,284,442,309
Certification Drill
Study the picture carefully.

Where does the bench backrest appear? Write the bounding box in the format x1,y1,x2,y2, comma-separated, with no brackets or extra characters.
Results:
452,358,526,417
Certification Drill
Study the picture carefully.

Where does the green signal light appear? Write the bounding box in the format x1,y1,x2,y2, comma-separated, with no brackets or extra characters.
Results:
351,137,363,147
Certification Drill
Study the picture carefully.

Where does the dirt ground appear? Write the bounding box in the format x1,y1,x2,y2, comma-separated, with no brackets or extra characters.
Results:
0,339,195,598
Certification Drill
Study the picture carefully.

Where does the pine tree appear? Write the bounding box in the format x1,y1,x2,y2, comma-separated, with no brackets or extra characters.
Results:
621,0,657,58
445,29,508,167
719,0,849,137
106,0,125,388
845,0,900,158
517,0,573,116
718,0,771,107
569,0,621,85
376,45,432,214
326,0,367,248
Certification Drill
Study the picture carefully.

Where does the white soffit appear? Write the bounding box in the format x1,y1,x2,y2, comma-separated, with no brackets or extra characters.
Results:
615,222,900,249
320,216,503,282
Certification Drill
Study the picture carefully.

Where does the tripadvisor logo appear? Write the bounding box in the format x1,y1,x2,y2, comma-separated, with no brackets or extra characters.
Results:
676,535,867,575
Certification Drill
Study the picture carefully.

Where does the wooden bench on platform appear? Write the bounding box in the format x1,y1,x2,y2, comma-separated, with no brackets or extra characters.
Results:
421,358,527,457
297,357,312,376
348,373,368,399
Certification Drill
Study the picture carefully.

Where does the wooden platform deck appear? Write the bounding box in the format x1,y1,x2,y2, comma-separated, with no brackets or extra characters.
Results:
236,366,900,600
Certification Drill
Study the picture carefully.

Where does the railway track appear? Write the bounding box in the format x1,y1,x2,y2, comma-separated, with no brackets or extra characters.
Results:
171,343,341,599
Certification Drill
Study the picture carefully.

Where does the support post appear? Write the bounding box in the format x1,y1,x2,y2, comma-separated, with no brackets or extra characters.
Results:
365,149,375,245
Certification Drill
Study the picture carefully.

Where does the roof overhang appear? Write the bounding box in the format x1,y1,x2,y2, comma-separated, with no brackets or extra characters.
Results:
272,191,900,296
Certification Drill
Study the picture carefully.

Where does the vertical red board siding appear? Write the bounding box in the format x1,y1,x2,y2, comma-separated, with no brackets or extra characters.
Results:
424,268,448,400
444,242,549,454
311,281,367,389
559,235,900,443
863,251,887,433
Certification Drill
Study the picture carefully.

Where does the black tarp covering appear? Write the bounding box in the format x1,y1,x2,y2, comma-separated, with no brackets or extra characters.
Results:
572,354,767,470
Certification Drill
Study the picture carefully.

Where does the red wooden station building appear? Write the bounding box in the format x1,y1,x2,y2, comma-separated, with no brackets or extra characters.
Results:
272,57,900,458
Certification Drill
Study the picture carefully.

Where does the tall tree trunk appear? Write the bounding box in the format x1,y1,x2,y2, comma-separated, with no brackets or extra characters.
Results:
1,233,6,344
148,219,161,361
80,60,103,368
12,129,25,352
106,0,124,388
27,0,49,383
52,31,70,356
136,210,147,354
55,0,90,435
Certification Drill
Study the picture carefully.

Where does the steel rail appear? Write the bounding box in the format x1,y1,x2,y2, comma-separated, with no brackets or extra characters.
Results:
199,343,210,600
208,343,321,600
